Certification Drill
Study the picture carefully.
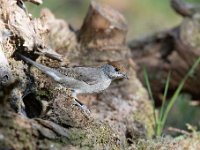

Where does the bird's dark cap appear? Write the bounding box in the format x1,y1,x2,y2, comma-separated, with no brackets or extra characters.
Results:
107,61,126,72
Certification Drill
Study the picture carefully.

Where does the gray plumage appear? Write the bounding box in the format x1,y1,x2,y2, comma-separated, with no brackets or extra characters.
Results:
18,54,128,95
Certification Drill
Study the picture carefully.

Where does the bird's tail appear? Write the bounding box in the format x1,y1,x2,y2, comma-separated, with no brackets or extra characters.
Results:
17,53,64,82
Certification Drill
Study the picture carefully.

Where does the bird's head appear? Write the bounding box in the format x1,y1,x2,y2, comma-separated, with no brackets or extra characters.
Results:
101,64,128,80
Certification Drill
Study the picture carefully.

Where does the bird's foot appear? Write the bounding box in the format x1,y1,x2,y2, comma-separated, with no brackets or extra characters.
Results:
72,98,91,117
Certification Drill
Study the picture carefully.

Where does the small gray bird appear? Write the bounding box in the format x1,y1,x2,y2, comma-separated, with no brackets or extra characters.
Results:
18,54,128,112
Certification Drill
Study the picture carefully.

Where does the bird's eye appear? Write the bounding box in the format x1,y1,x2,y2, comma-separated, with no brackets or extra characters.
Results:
114,68,120,72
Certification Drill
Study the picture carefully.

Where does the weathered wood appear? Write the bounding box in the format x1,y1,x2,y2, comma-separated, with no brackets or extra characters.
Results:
78,0,128,50
0,0,154,149
171,0,200,17
23,0,43,5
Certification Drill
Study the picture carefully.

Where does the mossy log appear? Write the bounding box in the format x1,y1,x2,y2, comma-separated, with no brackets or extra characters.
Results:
129,0,200,105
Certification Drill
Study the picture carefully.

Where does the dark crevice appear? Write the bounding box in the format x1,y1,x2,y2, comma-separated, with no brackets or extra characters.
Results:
23,93,42,118
125,129,133,145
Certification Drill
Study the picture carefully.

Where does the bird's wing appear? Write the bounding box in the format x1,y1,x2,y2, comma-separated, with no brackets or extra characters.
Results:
57,67,100,85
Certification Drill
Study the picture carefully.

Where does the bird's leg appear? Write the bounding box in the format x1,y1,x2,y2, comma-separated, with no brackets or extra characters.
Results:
71,89,78,99
70,90,91,115
72,98,91,115
54,87,91,115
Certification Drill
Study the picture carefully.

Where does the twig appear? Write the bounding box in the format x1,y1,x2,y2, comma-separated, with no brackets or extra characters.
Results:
167,127,192,136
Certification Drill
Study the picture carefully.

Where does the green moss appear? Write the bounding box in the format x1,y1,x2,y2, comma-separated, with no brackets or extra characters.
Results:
132,133,200,150
133,99,155,139
36,88,53,101
67,122,122,149
0,114,35,149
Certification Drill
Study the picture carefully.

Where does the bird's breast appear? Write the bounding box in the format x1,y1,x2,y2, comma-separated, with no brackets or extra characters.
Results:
77,78,111,94
94,79,111,92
